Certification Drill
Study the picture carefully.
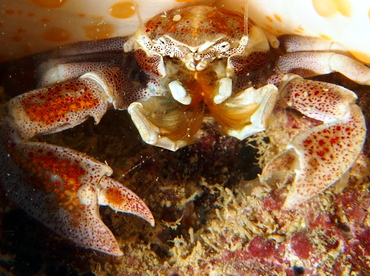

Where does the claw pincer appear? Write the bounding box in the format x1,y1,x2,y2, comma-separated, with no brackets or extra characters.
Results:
0,71,154,255
262,74,366,208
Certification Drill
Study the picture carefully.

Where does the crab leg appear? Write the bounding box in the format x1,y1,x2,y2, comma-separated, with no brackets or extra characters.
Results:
277,35,370,85
278,35,350,55
32,36,128,87
261,74,366,209
0,67,154,255
37,51,126,87
277,52,370,85
38,60,120,87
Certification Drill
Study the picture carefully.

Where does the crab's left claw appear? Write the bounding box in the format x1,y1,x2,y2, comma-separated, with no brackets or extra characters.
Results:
261,74,366,209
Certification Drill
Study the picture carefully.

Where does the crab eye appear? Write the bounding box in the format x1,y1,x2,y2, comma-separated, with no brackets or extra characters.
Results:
218,41,230,52
158,37,167,45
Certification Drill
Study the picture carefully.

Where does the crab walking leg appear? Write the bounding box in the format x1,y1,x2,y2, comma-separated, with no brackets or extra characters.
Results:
1,67,155,255
35,37,127,68
277,52,370,85
262,74,366,209
278,35,350,55
34,36,130,93
38,61,118,87
52,37,127,58
37,52,126,87
277,35,370,85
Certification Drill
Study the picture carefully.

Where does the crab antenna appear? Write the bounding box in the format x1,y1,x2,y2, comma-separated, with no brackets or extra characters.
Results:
240,0,249,46
119,150,164,180
244,0,249,36
132,0,145,33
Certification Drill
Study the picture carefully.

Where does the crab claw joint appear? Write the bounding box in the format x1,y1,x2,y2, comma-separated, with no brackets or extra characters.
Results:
261,75,366,209
0,119,154,256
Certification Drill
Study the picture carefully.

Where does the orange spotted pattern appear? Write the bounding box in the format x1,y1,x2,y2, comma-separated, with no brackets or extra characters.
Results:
105,187,126,206
9,145,86,212
22,81,99,125
143,6,246,47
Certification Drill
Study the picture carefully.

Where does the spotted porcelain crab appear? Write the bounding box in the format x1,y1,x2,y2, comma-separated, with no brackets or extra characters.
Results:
0,5,368,256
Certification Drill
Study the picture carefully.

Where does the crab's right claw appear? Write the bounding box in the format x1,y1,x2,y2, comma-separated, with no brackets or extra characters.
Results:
0,119,154,255
98,176,155,226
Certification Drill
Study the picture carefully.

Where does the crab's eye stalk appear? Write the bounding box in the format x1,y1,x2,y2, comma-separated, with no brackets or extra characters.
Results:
217,41,231,52
155,37,167,52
